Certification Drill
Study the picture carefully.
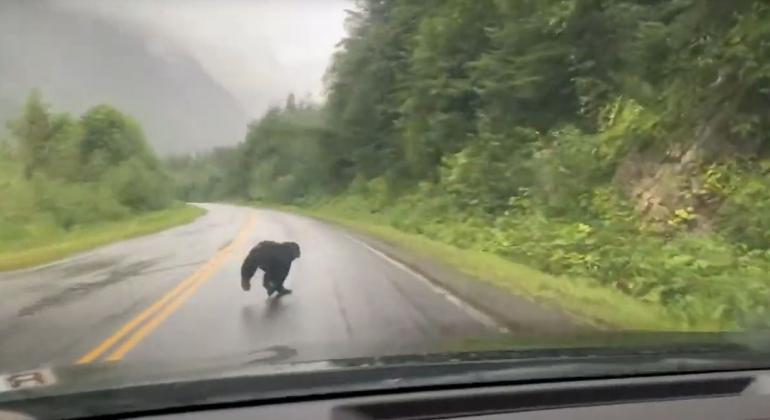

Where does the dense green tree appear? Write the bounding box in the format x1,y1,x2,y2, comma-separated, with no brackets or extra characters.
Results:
8,90,54,178
183,0,770,213
239,106,328,201
3,91,174,233
79,105,158,179
285,93,297,111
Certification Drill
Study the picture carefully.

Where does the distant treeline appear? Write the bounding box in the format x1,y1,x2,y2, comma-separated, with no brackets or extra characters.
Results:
168,0,770,328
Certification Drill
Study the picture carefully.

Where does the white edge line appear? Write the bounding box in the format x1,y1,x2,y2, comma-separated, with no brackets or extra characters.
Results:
345,234,509,334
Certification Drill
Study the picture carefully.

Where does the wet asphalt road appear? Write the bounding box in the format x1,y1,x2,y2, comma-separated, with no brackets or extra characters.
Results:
0,204,494,372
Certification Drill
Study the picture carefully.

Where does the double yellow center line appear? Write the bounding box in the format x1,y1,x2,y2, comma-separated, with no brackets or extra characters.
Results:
76,215,257,364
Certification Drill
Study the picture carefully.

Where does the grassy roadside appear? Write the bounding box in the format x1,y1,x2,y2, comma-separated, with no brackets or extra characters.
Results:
273,203,722,332
0,205,206,272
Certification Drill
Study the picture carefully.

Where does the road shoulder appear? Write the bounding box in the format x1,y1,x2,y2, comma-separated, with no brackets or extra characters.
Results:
0,205,206,272
273,206,593,334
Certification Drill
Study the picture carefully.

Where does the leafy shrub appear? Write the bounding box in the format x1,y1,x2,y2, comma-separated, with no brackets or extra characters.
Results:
326,185,770,329
712,163,770,249
1,92,175,246
103,158,171,211
33,177,129,229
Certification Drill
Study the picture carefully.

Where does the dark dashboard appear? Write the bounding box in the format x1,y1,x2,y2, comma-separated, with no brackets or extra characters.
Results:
149,370,770,420
3,341,770,419
2,368,768,420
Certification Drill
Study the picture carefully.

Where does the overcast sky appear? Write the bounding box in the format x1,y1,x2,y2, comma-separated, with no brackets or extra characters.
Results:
55,0,349,116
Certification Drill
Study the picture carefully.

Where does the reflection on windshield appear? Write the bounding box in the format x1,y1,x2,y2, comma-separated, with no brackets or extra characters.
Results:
0,0,769,393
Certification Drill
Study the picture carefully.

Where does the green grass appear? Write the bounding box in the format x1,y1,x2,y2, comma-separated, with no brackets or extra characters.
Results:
0,205,206,271
275,204,722,332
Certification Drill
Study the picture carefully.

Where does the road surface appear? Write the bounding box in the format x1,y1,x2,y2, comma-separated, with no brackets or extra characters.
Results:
0,204,496,372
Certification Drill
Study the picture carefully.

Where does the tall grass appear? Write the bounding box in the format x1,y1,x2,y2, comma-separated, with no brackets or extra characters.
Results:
0,205,205,271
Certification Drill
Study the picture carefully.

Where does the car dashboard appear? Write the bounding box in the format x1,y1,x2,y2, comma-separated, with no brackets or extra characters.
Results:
137,369,770,420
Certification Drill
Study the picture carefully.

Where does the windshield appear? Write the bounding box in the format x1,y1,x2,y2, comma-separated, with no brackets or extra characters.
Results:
1,0,769,407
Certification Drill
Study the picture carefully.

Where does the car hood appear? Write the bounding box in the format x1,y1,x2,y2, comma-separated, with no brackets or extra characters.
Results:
1,331,770,419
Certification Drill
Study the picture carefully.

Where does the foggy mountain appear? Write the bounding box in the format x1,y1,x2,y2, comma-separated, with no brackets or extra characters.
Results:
0,1,249,155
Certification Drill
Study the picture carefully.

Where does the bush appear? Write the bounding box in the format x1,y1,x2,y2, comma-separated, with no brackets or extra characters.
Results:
1,92,175,247
33,177,130,229
711,163,770,249
103,158,172,211
321,186,770,329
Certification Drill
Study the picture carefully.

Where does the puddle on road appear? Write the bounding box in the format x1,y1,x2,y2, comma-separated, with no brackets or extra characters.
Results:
16,258,161,317
55,257,124,277
169,219,226,237
4,256,124,280
140,259,208,276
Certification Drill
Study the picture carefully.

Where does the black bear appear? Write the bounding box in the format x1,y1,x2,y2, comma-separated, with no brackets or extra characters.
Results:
240,241,301,297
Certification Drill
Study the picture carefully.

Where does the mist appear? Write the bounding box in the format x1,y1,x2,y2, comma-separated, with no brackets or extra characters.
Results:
0,0,348,154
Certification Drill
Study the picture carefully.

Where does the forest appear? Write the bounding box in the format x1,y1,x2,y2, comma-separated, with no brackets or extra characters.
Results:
0,90,194,268
172,0,770,329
